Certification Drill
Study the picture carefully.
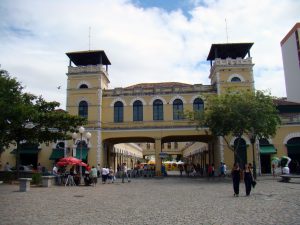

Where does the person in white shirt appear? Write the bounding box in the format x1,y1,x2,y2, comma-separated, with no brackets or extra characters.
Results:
52,164,61,185
121,163,130,183
101,166,109,184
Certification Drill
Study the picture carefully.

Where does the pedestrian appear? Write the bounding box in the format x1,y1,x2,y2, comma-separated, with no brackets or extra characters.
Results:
121,163,130,183
108,167,115,183
179,164,184,176
101,166,109,184
4,162,12,171
244,163,253,196
90,166,98,186
231,162,241,197
37,163,42,173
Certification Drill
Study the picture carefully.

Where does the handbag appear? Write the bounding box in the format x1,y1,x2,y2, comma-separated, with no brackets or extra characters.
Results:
251,180,257,188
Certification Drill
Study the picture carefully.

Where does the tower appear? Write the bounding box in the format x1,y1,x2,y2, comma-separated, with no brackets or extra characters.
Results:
66,50,111,165
207,43,255,95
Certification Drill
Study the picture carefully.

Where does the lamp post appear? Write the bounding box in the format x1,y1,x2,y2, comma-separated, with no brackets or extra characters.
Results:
72,126,91,183
249,128,257,180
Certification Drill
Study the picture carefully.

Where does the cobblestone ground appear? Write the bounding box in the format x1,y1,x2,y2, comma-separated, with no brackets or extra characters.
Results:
0,176,299,225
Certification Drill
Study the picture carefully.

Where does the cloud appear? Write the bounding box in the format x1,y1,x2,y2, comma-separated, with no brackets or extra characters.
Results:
0,0,299,108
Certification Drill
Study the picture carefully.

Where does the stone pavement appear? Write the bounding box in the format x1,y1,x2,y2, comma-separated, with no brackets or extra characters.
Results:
0,176,299,225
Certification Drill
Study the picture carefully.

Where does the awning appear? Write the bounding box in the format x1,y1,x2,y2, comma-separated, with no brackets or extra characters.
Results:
76,148,88,161
260,145,277,154
286,144,300,154
49,148,65,160
10,148,41,154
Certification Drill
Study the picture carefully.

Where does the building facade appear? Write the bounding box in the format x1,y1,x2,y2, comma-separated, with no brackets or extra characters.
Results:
1,42,300,175
281,22,300,103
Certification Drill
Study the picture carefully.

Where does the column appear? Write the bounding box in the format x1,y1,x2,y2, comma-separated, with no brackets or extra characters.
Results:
155,138,162,176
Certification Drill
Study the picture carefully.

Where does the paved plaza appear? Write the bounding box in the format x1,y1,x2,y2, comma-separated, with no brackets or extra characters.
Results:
0,176,299,225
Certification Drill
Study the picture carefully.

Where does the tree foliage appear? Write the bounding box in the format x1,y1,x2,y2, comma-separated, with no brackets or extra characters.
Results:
0,69,86,151
189,90,281,153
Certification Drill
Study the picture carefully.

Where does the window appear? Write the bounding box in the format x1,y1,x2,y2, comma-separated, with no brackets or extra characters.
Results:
153,99,163,121
173,99,183,120
167,142,171,149
114,101,123,122
193,98,204,112
79,84,88,88
78,101,88,118
174,142,178,149
133,100,143,121
259,138,270,145
231,77,241,82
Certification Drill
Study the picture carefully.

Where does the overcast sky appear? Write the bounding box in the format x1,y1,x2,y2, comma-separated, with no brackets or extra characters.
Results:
0,0,299,109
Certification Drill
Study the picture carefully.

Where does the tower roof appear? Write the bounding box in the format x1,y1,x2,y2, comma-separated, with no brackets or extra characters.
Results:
207,43,253,61
66,50,111,66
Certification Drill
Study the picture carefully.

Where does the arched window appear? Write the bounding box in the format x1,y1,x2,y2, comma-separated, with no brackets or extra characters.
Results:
259,138,270,145
79,84,88,88
133,100,143,121
231,77,241,82
193,98,204,112
78,101,88,118
114,101,123,122
173,99,183,120
153,99,163,121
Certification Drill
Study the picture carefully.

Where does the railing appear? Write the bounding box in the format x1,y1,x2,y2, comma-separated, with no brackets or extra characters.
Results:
280,114,300,124
68,65,108,76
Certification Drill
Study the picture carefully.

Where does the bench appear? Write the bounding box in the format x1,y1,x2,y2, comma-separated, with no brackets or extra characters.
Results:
280,174,300,182
42,176,55,187
19,178,32,192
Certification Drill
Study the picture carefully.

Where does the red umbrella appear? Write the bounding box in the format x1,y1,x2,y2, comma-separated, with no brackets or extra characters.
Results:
57,157,87,167
59,157,81,164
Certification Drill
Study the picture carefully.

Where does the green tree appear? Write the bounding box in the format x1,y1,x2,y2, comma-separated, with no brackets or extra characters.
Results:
189,90,281,160
0,69,86,177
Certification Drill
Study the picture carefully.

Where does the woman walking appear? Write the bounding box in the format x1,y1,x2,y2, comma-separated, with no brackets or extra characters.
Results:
231,163,241,197
244,163,253,196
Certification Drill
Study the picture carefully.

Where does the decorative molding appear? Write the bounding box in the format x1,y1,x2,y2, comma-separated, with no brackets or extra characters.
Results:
76,97,90,105
129,97,147,106
283,132,300,144
190,95,205,104
110,97,127,107
169,95,186,104
77,80,91,89
230,135,251,146
227,74,245,82
149,96,167,105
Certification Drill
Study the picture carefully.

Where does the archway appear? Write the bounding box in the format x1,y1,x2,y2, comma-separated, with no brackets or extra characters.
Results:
286,137,300,174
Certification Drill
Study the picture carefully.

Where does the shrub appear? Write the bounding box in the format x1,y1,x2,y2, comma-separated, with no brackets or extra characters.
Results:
31,173,42,185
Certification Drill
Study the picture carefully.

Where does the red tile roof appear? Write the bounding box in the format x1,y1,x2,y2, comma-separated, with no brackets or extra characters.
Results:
125,82,192,89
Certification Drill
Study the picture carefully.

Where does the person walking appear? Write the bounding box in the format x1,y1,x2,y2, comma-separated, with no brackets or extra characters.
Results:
244,163,253,196
121,163,130,183
90,166,98,186
101,166,109,184
231,162,241,197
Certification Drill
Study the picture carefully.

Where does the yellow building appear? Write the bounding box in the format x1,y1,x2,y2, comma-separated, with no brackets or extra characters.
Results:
1,43,300,175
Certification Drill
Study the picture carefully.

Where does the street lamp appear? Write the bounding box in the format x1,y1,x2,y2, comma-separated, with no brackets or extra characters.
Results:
249,128,257,180
72,126,92,183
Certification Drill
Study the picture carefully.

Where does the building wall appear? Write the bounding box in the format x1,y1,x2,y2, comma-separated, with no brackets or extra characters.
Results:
281,26,300,103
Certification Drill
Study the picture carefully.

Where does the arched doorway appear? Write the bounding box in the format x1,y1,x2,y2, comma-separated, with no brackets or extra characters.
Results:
234,138,247,169
286,137,300,174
